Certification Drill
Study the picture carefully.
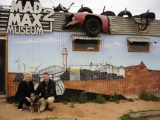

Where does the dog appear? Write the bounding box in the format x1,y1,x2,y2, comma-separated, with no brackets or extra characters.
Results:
30,93,40,113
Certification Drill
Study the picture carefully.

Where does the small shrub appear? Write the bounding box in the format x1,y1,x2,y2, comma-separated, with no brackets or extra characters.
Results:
32,118,42,120
126,98,134,102
44,117,58,120
7,101,15,104
120,114,147,120
149,93,159,101
109,92,119,103
120,114,132,120
139,91,150,101
7,99,17,104
77,95,88,103
115,100,120,104
70,103,75,108
63,101,68,105
94,94,106,104
63,97,69,102
139,91,159,101
69,95,77,103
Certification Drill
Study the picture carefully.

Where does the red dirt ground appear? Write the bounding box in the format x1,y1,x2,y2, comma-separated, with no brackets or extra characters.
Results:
0,98,160,120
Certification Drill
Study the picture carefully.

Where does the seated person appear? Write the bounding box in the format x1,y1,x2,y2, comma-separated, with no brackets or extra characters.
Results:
35,72,56,112
15,72,34,111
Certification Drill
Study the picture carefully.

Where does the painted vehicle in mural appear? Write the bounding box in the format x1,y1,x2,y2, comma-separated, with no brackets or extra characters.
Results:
37,65,66,95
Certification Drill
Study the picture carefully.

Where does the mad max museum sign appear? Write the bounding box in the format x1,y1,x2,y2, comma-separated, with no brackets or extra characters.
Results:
7,1,55,34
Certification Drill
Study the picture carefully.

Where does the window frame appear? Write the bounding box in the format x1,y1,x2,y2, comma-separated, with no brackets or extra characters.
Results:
127,40,150,52
72,39,100,52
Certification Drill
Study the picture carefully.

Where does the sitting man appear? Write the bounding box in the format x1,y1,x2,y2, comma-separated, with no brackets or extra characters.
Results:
35,72,56,112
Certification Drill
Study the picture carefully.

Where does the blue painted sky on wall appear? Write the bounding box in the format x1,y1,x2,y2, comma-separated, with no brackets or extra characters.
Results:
8,32,160,72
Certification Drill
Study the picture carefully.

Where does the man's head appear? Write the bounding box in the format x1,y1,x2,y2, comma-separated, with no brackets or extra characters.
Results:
43,72,49,84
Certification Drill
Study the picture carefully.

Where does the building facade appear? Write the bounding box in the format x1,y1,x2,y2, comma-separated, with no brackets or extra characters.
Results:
0,0,160,100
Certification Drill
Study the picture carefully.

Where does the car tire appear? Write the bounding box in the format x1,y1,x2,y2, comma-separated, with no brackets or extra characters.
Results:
84,18,101,37
101,11,116,16
117,10,132,17
78,7,93,13
139,12,155,19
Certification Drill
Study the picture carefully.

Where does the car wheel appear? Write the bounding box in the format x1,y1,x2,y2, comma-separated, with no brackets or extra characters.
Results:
84,18,101,37
78,7,93,13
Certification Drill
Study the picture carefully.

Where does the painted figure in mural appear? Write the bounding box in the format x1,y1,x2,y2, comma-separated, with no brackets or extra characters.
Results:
35,72,56,112
15,72,34,111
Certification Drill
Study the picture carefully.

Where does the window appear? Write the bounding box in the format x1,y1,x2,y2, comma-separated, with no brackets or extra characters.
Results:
72,34,102,52
127,37,156,52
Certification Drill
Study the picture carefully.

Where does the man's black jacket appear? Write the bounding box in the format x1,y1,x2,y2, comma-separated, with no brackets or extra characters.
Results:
35,79,56,99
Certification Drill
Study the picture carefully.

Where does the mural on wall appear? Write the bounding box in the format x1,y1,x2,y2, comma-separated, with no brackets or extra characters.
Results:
8,32,160,98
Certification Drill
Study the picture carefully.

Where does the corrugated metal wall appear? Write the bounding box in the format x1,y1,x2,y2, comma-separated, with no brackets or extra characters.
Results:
7,32,160,101
109,16,160,36
0,7,9,33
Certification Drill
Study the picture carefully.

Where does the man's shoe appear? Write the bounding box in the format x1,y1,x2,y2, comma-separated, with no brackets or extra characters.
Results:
48,106,53,111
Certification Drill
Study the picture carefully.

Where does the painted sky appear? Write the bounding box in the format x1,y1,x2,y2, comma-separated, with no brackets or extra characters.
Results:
8,32,160,73
1,0,160,19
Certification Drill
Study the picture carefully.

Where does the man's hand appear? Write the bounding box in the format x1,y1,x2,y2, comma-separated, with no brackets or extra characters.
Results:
38,97,44,103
